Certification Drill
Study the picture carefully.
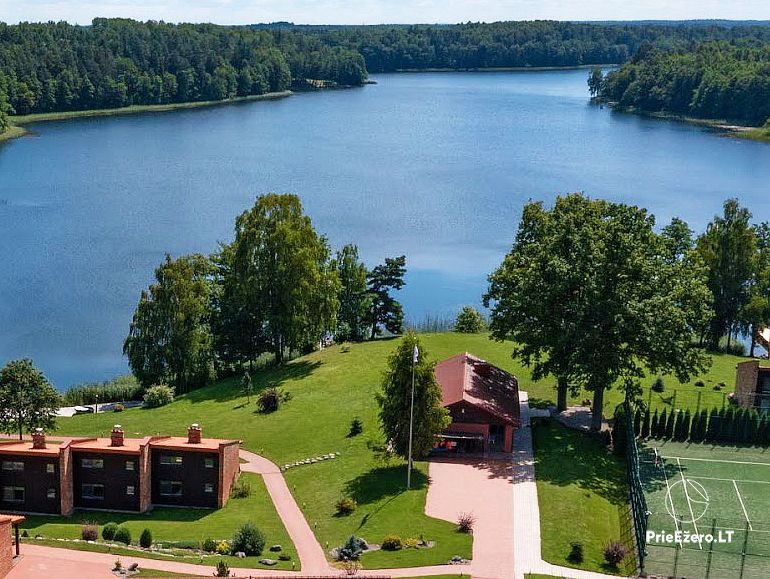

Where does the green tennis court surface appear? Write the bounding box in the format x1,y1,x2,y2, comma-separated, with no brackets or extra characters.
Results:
639,441,770,579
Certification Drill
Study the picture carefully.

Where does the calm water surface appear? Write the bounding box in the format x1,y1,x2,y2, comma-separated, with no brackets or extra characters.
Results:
2,70,769,387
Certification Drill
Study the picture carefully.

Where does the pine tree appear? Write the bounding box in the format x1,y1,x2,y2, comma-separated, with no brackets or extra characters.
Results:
674,410,685,440
658,409,668,439
651,409,660,439
641,410,651,439
682,410,692,441
706,408,720,442
665,409,676,439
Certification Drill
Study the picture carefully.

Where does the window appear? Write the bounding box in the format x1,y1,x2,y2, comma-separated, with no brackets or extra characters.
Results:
160,455,183,466
2,461,24,472
47,488,56,499
81,484,104,499
2,486,24,503
46,463,55,474
125,461,135,471
81,458,103,469
204,483,214,493
126,485,135,496
204,457,214,469
159,481,183,497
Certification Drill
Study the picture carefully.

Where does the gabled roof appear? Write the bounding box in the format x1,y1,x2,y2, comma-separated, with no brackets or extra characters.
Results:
435,352,520,425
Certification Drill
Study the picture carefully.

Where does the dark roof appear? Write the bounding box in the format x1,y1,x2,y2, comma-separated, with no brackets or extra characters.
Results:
435,353,520,425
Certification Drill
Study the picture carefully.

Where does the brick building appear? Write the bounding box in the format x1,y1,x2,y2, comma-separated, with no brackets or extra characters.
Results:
735,360,770,411
0,425,239,515
434,353,521,454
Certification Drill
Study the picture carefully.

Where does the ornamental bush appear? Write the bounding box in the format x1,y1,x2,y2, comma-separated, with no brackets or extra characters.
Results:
102,522,119,541
457,512,476,533
114,526,132,545
381,535,403,551
143,384,174,408
215,560,230,577
568,541,584,564
203,538,217,552
603,541,629,566
336,536,366,561
81,523,98,541
139,528,153,548
257,387,281,413
231,522,265,556
454,306,485,333
335,496,357,516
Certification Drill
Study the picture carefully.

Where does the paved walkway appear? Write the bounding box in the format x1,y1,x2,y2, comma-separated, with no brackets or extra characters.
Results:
426,456,514,579
512,392,629,579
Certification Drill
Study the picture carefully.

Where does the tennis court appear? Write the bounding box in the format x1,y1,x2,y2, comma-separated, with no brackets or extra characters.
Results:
639,441,770,579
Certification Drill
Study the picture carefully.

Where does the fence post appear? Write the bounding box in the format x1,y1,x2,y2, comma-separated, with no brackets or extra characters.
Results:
705,518,717,579
739,520,750,579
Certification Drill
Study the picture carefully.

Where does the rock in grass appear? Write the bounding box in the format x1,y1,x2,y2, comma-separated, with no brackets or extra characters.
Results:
259,558,278,566
269,544,282,552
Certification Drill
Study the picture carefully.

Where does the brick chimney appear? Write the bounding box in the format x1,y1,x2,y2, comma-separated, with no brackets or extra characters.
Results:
111,425,124,447
188,423,202,444
32,428,46,449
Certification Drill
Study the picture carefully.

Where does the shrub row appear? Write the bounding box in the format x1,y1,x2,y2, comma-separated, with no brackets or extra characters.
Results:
634,406,770,445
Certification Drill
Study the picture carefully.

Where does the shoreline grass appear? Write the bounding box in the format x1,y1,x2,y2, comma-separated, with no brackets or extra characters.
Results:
0,124,27,144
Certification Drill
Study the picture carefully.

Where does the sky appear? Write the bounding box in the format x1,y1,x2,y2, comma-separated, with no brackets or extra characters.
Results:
2,0,770,26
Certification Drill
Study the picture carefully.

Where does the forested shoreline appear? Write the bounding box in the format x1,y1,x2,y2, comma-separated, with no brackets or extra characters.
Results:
4,19,770,132
596,42,770,127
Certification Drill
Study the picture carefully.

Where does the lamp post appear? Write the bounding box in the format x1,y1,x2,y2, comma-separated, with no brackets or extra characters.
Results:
407,344,418,489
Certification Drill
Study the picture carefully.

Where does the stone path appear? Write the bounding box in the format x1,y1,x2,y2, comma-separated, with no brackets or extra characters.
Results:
512,392,629,579
426,457,514,579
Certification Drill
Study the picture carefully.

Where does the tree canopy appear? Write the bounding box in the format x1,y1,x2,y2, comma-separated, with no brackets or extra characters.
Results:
365,255,407,339
484,194,712,430
333,244,371,342
376,331,450,459
0,359,61,439
599,41,770,126
123,253,216,392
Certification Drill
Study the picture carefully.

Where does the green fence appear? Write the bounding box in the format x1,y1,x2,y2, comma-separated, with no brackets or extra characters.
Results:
624,400,649,574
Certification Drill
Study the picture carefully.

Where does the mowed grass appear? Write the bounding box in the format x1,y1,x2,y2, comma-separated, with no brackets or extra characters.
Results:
53,333,750,568
533,421,632,575
20,473,298,570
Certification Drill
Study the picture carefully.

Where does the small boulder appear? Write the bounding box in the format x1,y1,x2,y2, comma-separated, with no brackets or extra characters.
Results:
235,551,246,558
269,544,282,552
259,558,278,566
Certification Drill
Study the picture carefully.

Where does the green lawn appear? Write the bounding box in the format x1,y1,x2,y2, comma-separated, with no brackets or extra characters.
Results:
20,473,298,570
533,421,633,575
52,332,750,569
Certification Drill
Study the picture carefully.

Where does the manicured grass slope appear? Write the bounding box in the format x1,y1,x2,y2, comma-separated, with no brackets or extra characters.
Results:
533,422,631,575
21,473,297,570
54,333,747,568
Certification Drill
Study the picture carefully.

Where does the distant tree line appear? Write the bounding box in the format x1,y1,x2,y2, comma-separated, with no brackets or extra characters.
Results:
5,19,770,133
123,193,407,393
0,18,366,124
596,41,770,126
300,21,770,72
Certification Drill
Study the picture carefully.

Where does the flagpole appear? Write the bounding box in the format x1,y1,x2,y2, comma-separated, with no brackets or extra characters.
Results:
407,344,417,489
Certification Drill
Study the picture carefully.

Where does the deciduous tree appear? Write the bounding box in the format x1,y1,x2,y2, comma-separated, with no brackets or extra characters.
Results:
485,194,712,430
124,254,216,392
333,244,370,342
0,359,61,439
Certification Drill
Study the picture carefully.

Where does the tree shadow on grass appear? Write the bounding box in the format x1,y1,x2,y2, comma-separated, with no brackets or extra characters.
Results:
532,421,628,504
183,360,322,404
343,464,429,506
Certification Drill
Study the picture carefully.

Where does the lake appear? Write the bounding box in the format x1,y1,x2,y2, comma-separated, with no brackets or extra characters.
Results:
2,69,770,388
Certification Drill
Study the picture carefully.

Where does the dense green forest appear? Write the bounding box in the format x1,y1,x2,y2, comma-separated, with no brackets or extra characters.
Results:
303,21,770,72
598,42,770,126
0,18,366,123
3,19,770,133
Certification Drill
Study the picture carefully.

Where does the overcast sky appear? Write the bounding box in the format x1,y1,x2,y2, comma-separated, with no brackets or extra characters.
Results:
2,1,770,26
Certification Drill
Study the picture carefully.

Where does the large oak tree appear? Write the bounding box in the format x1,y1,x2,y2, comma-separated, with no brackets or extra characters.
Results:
484,194,712,430
0,359,61,439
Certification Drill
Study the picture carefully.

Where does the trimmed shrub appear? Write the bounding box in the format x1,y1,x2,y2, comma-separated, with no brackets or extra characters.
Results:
257,387,281,413
231,522,265,556
215,560,230,577
335,496,357,516
113,526,132,545
650,410,660,439
695,380,705,388
457,512,476,533
102,522,119,541
665,410,676,439
454,306,485,333
568,541,584,564
641,410,651,439
81,523,98,541
143,384,174,408
652,377,665,393
349,417,363,437
231,478,252,499
216,540,231,555
139,528,152,548
603,541,629,566
203,538,217,553
337,536,366,561
404,537,419,549
381,535,403,551
278,553,291,561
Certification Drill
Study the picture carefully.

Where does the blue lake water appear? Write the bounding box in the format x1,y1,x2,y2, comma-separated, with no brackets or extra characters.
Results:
2,70,770,388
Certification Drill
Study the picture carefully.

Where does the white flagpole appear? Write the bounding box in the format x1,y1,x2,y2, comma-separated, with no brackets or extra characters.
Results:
407,344,418,489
